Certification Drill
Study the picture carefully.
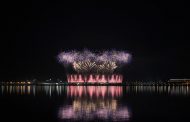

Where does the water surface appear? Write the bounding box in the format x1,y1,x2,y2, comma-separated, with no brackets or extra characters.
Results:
0,85,189,122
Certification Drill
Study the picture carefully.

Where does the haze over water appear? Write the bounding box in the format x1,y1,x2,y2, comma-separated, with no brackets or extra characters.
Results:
0,85,189,122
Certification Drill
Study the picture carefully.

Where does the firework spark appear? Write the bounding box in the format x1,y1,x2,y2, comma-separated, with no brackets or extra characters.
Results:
73,60,97,73
97,61,117,73
57,49,131,73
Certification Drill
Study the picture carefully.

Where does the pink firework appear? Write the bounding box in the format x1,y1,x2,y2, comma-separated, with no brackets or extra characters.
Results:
57,49,131,73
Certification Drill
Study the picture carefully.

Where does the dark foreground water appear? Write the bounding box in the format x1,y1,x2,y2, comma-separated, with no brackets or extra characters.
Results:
0,85,189,122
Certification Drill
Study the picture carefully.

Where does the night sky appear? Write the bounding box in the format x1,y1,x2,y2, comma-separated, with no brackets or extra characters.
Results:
1,0,188,80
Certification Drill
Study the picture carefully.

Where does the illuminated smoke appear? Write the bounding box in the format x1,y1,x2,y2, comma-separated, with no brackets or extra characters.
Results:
57,49,131,73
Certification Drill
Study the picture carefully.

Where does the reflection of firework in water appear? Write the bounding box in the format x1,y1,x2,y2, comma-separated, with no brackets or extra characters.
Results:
58,99,131,121
57,49,131,73
66,86,123,98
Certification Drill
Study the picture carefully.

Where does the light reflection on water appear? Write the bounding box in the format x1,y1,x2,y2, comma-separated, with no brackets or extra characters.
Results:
0,85,189,96
58,99,130,121
0,85,189,121
126,85,189,96
67,86,122,98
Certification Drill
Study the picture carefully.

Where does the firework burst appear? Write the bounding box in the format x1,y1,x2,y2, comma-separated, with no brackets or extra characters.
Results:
57,49,131,74
73,60,97,73
97,61,117,73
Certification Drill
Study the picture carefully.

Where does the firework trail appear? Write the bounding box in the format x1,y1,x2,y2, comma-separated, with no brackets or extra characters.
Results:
57,49,131,74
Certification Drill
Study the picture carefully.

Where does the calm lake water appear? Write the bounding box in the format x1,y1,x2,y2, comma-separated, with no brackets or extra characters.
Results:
0,85,189,122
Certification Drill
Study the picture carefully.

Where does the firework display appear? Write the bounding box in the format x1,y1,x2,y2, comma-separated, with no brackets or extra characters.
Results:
67,74,123,83
58,50,131,74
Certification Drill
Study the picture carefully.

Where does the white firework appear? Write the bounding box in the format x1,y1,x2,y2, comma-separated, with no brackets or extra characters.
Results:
97,61,117,73
73,60,97,73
